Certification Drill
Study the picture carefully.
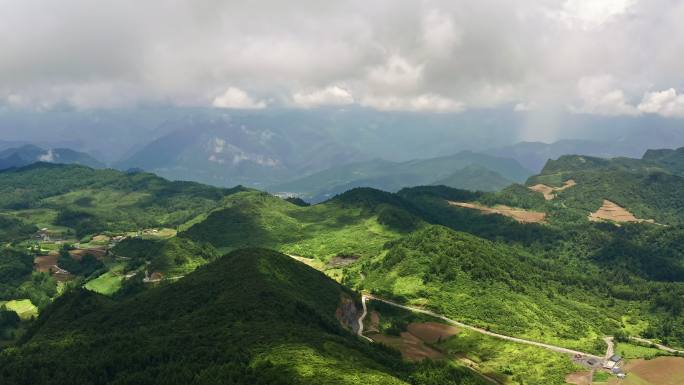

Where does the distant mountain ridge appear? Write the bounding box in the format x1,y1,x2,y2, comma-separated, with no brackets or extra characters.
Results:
269,151,532,202
483,139,656,172
114,115,365,187
0,145,104,170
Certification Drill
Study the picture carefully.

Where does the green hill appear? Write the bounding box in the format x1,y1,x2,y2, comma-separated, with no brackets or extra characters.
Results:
0,249,484,385
0,163,242,237
179,189,419,265
524,153,684,225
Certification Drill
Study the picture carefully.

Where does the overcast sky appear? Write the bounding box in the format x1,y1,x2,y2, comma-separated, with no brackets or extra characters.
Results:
1,0,683,118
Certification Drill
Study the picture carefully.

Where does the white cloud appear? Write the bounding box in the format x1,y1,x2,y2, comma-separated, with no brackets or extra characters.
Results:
557,0,636,29
212,87,266,109
367,55,424,91
638,88,684,117
514,102,537,112
361,94,464,113
422,9,460,56
38,149,55,162
570,75,639,116
292,85,354,108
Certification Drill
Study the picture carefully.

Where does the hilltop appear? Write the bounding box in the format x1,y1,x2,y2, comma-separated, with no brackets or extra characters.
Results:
0,248,483,385
0,145,104,171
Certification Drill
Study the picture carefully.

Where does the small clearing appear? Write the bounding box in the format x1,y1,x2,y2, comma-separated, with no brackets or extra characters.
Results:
69,247,107,261
34,253,58,273
369,331,445,361
34,254,71,282
588,200,654,223
565,371,592,385
327,254,359,268
449,201,546,224
3,299,38,320
407,322,460,344
607,356,684,385
528,179,576,200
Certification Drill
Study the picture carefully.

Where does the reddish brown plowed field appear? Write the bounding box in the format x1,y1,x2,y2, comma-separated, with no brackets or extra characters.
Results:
407,322,460,344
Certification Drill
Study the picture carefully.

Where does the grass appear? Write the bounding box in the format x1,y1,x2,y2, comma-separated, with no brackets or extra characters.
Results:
260,342,407,385
181,190,407,263
592,370,611,382
2,299,38,320
438,329,582,385
3,249,484,385
353,226,614,354
615,341,665,359
84,271,123,296
365,297,581,385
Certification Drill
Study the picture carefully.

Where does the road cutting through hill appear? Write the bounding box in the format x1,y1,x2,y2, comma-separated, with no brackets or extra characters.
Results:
359,294,603,360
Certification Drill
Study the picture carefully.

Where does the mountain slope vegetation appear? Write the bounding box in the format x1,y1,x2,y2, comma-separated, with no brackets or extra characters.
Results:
0,163,242,237
0,249,484,385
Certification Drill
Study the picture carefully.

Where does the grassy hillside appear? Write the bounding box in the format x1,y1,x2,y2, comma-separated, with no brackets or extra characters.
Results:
346,226,614,353
112,236,218,276
522,154,684,225
180,189,418,260
0,163,242,237
0,249,485,385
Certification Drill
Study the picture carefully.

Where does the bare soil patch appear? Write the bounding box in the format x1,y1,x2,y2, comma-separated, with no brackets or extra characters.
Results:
34,254,58,273
589,200,653,223
367,311,380,333
69,247,107,261
34,254,72,282
369,332,444,361
407,322,460,344
565,371,592,385
327,254,359,268
528,179,576,200
607,357,684,385
91,235,110,243
449,201,546,224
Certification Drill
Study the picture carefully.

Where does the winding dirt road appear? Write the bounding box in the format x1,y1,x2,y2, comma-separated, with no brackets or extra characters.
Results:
360,294,603,360
357,295,373,342
630,337,684,354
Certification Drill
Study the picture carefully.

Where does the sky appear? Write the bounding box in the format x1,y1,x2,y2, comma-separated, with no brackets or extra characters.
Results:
1,0,683,120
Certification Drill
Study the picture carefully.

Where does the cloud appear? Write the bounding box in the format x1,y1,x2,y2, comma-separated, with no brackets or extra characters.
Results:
0,0,683,118
556,0,635,30
38,149,55,162
514,102,537,112
361,94,464,113
212,87,266,109
422,9,460,56
570,75,639,116
367,55,424,91
638,88,684,117
292,86,354,108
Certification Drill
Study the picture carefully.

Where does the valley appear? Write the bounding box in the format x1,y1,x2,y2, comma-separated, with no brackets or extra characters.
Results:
1,150,684,384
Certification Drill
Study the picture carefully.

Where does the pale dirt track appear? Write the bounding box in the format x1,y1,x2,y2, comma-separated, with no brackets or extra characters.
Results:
359,294,603,360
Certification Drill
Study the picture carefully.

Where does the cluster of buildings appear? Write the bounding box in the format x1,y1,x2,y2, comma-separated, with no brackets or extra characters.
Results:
603,354,626,379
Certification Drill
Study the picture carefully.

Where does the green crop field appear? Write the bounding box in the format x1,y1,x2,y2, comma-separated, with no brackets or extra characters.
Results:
84,271,123,296
2,299,38,320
